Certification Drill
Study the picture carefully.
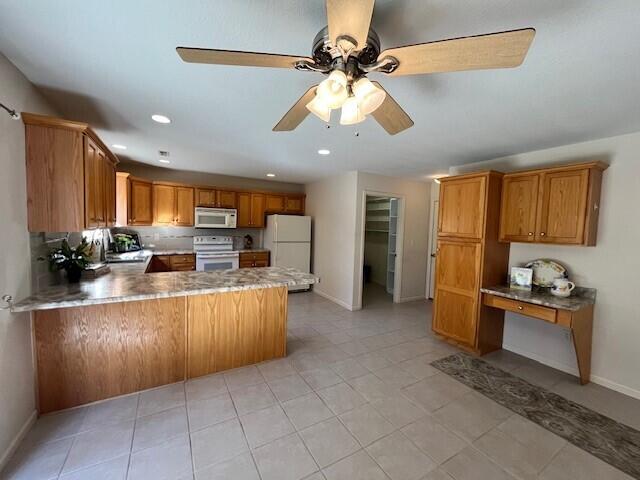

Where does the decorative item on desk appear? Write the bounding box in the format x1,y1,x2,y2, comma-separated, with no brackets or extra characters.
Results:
550,278,576,298
524,259,568,287
510,267,533,291
45,237,93,283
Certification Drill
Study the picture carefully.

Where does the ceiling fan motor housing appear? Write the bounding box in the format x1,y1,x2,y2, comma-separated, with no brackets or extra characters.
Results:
311,26,381,70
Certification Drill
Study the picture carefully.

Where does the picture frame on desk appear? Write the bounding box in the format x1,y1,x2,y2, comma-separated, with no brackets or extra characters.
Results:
510,267,533,291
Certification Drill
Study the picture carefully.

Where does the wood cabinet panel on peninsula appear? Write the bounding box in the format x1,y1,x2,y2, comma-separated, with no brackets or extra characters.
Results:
23,113,118,232
30,285,293,413
499,162,607,245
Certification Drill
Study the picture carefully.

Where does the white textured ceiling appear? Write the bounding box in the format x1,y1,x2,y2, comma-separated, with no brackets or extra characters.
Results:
1,0,639,183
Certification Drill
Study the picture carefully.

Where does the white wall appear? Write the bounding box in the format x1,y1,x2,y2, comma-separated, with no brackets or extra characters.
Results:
451,131,640,398
305,172,359,309
354,172,431,307
0,53,56,466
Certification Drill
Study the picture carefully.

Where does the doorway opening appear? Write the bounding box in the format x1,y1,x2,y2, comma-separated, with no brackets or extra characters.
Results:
361,194,401,308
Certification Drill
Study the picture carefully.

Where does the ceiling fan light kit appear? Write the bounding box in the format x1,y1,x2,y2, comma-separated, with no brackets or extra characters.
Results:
306,93,332,122
177,0,535,135
340,95,366,125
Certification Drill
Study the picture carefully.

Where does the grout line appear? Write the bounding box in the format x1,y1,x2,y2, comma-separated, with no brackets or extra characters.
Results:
124,392,141,479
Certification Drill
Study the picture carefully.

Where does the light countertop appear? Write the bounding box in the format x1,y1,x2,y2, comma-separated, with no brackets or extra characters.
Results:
481,285,596,311
12,260,317,313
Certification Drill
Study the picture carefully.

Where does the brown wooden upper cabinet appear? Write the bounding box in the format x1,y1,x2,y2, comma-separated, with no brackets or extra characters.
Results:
265,194,305,214
438,175,486,240
265,194,286,213
195,188,237,208
22,113,118,232
128,177,153,225
499,162,607,246
237,192,266,227
153,183,195,226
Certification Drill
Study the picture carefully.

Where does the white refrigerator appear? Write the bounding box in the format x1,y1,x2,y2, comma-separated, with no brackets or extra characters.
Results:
264,215,311,292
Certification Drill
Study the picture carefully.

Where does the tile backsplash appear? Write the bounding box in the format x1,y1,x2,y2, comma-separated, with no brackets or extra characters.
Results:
133,226,263,251
30,227,264,290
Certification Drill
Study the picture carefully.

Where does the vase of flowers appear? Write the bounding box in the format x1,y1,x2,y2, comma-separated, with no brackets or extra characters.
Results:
47,238,93,283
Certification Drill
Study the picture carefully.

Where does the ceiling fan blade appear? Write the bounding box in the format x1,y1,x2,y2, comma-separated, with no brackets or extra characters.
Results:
273,86,319,132
370,82,414,135
379,28,536,76
176,47,311,69
326,0,375,50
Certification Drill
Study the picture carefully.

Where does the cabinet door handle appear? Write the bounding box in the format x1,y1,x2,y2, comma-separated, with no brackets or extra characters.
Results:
528,232,533,236
540,232,546,236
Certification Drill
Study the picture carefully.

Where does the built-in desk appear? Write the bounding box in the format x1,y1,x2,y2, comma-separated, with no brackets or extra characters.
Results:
481,286,597,385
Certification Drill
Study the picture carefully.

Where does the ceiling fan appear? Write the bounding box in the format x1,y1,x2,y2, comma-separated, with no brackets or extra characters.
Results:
177,0,535,135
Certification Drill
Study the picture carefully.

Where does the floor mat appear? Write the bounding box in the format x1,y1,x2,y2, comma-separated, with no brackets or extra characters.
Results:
432,352,640,479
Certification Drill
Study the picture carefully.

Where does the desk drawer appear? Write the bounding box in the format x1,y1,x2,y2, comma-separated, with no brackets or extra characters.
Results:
484,294,557,323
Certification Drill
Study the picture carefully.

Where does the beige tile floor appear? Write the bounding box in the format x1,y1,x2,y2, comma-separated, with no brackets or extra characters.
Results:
3,286,638,480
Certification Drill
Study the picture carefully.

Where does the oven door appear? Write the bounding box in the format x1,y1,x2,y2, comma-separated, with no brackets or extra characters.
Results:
196,253,239,271
194,208,237,229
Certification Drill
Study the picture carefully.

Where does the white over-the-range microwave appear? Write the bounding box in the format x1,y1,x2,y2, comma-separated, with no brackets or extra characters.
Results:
194,207,237,229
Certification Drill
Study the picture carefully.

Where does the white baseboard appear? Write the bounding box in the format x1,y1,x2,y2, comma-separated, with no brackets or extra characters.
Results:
0,409,37,471
503,343,640,400
397,295,426,303
312,289,359,311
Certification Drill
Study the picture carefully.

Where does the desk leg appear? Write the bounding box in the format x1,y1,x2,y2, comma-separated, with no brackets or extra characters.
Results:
570,305,594,385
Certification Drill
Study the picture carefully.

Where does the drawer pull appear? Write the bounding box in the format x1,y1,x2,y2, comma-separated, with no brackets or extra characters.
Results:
528,232,533,236
517,305,523,310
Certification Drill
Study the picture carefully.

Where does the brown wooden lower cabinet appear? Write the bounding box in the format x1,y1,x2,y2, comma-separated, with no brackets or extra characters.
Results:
32,287,288,413
239,251,270,268
146,254,195,273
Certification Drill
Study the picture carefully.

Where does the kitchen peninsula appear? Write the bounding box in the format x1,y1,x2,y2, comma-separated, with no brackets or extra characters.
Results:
12,259,318,413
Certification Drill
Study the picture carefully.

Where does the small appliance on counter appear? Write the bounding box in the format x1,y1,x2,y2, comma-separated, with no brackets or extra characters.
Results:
193,236,239,271
109,230,142,253
244,234,253,250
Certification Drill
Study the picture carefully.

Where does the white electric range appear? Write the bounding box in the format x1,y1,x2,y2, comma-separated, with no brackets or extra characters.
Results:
193,236,239,271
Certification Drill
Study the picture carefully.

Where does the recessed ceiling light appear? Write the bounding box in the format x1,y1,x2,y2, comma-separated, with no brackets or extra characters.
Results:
158,159,171,164
318,149,330,155
151,114,171,124
266,173,276,177
111,144,127,150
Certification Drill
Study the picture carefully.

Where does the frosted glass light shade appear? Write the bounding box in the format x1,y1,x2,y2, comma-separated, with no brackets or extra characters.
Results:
340,96,366,125
306,95,331,122
317,70,349,109
352,77,386,115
